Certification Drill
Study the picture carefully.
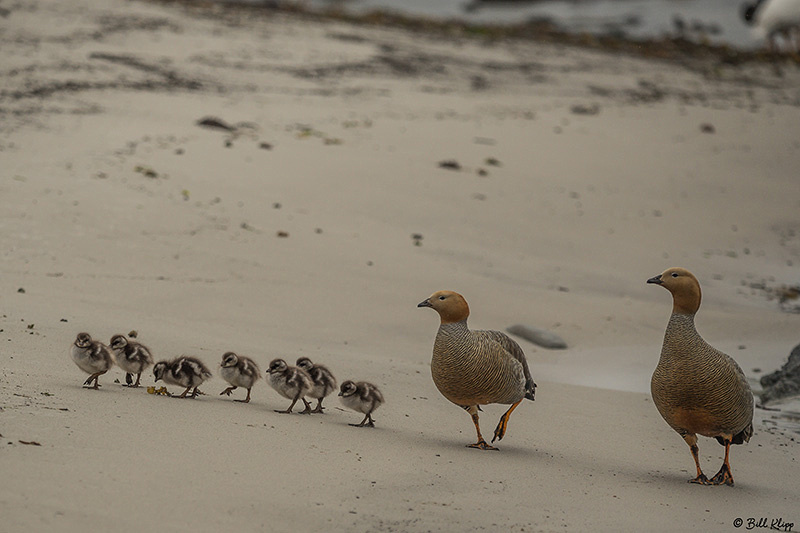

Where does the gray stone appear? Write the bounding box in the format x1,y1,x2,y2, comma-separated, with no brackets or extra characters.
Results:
760,343,800,404
506,324,567,350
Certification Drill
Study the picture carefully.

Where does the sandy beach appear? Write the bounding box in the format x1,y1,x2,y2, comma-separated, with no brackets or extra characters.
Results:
1,0,800,531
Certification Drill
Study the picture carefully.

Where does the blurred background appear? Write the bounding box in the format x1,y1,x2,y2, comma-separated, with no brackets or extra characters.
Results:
285,0,792,50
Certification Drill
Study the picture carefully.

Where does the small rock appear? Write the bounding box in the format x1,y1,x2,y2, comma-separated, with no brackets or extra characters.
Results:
17,288,25,294
196,117,235,132
760,343,800,404
128,330,138,338
570,104,601,116
485,157,501,167
134,165,158,178
507,324,567,349
259,142,273,150
276,231,289,238
700,123,715,134
438,160,461,171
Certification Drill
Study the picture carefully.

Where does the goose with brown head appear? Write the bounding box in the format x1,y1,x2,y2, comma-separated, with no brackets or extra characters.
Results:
418,290,536,450
648,267,754,486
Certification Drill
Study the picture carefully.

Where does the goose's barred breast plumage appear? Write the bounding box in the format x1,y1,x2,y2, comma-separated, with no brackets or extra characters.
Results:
652,313,753,444
433,322,528,406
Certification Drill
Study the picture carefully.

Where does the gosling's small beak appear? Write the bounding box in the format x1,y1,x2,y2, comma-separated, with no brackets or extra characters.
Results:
417,298,432,308
647,275,663,285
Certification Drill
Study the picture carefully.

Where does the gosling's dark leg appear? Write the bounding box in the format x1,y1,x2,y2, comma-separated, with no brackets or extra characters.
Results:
274,400,296,414
276,392,307,414
299,396,314,414
349,412,375,427
85,371,106,389
234,387,252,403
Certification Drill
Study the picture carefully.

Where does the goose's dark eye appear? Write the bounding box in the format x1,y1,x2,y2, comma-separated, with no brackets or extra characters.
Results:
438,296,446,300
671,272,679,278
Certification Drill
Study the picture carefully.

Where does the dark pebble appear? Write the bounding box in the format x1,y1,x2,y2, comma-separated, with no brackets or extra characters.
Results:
196,116,235,132
570,104,601,116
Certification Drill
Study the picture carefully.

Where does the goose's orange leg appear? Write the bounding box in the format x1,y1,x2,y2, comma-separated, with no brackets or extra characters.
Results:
710,440,735,486
465,405,497,451
683,434,710,485
492,400,521,443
